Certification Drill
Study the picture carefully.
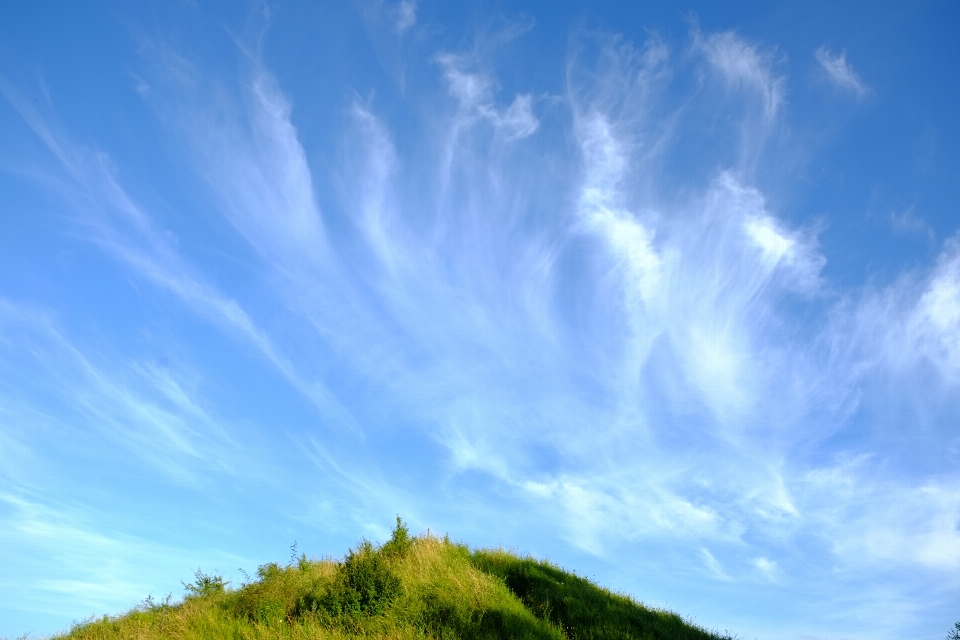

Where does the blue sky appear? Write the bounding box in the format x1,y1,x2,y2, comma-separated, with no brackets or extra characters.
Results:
1,2,958,638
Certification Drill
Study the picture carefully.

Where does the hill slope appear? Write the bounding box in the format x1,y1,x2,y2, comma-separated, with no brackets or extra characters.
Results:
56,520,736,640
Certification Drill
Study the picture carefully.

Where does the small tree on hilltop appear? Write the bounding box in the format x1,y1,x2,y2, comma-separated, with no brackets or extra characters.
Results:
947,621,960,640
382,515,412,557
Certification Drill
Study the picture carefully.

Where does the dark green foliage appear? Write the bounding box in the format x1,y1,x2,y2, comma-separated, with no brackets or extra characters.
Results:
471,550,735,640
382,516,413,558
415,588,564,640
947,621,960,640
298,517,408,619
317,540,402,617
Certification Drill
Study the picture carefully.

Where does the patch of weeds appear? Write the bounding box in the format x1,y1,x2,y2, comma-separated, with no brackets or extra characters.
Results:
137,593,173,613
289,541,311,571
257,562,284,581
226,562,295,624
182,569,228,599
254,599,286,625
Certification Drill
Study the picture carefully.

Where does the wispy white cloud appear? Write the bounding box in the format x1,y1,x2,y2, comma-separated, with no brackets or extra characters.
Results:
129,45,329,276
695,30,784,118
815,47,868,97
393,0,417,33
338,101,407,276
572,75,824,432
700,547,731,581
194,68,328,275
437,53,539,141
321,28,825,566
0,492,246,622
837,233,960,390
750,556,779,583
801,456,960,575
0,493,154,618
0,74,358,434
888,206,934,241
0,300,238,482
912,239,960,381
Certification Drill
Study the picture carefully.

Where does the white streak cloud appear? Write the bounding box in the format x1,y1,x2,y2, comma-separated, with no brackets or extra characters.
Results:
697,31,784,117
394,0,416,33
816,47,868,96
438,54,540,140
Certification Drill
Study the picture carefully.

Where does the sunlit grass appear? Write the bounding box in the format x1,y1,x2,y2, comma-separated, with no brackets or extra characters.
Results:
52,519,736,640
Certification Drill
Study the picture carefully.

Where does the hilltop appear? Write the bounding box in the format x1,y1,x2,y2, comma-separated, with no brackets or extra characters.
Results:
55,519,736,640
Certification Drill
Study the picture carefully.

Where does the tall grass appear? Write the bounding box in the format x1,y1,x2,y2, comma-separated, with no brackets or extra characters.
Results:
51,519,736,640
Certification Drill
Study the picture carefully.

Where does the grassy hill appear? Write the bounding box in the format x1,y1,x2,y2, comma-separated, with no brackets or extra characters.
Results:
56,519,736,640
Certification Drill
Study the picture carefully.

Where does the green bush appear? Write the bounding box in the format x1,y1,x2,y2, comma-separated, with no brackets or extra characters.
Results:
181,570,227,599
307,517,408,619
320,540,401,617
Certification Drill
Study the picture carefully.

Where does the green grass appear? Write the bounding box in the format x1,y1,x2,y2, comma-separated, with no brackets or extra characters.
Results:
52,519,736,640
